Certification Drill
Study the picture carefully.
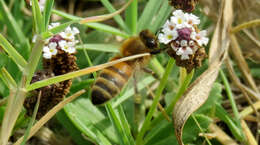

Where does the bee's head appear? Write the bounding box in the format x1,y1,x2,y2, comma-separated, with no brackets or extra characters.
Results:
139,30,160,54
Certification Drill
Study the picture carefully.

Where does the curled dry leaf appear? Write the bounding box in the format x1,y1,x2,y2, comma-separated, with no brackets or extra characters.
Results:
172,0,233,144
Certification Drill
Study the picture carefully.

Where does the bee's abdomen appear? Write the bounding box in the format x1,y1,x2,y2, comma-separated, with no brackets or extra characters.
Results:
91,62,133,105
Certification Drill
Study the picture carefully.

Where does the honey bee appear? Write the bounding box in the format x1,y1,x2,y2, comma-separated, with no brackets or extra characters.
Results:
91,30,160,105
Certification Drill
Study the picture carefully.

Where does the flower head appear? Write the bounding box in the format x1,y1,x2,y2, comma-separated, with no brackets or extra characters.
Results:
158,9,208,61
42,24,80,59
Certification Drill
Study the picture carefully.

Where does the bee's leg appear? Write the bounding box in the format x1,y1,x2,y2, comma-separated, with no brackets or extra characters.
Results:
142,67,160,80
133,72,144,136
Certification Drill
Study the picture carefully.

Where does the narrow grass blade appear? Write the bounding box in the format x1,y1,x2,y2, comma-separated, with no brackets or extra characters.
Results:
0,0,27,46
137,0,163,33
26,53,150,91
0,34,28,68
116,105,135,145
76,44,120,53
136,58,175,145
52,9,129,38
43,0,54,31
125,0,137,34
85,23,129,38
80,0,134,24
0,67,17,89
150,1,172,33
215,104,245,142
31,0,43,33
219,70,246,142
20,92,41,145
105,103,131,145
100,0,130,33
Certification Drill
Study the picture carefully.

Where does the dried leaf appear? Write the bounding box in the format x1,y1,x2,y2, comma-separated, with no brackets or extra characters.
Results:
173,0,234,144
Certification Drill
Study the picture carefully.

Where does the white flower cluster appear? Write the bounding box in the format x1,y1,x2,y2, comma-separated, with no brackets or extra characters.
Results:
158,10,209,60
43,23,80,59
30,0,46,12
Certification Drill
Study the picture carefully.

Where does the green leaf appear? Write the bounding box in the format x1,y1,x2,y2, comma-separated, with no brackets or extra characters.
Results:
100,0,130,33
64,98,119,145
125,0,138,34
31,0,44,33
0,53,8,68
105,103,132,145
0,34,27,68
137,0,163,33
144,114,212,145
76,44,120,53
56,110,93,145
43,0,54,31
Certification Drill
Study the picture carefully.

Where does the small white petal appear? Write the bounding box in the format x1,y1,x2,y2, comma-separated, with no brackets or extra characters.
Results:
43,46,50,53
50,48,58,55
181,54,190,60
43,52,52,59
68,47,76,53
58,40,67,48
72,27,80,34
48,42,57,49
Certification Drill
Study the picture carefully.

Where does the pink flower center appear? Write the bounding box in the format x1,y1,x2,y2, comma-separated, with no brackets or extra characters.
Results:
49,35,63,43
177,27,192,41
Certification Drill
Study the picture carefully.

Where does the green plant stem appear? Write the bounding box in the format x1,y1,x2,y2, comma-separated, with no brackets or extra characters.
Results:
148,57,165,78
191,115,213,145
25,38,45,87
135,58,175,145
220,70,246,142
150,69,194,128
220,70,240,122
